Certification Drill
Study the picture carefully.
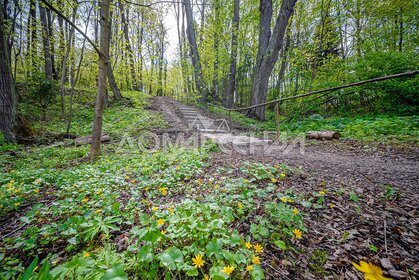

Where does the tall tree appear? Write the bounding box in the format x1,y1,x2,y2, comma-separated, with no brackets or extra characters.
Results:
39,2,53,81
226,0,240,108
90,0,111,160
247,0,297,120
183,0,208,102
0,2,16,143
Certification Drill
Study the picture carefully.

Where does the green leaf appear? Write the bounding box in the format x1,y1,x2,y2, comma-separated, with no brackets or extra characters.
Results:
21,256,38,280
186,268,199,276
158,247,183,270
138,245,154,263
67,237,78,245
250,265,265,280
101,263,128,280
272,240,287,250
206,239,223,260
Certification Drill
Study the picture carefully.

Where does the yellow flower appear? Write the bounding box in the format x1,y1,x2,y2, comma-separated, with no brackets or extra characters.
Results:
82,198,89,203
95,209,102,213
287,198,293,203
329,203,336,209
237,202,243,209
214,184,220,189
130,180,136,183
157,218,164,226
280,197,287,203
168,207,174,214
34,189,39,194
293,208,299,215
161,230,166,235
83,252,90,257
244,179,249,183
222,266,235,275
14,202,20,207
293,228,302,239
152,206,158,212
254,243,263,254
10,180,15,183
271,178,277,183
245,242,252,249
192,254,205,268
319,191,326,195
280,173,286,178
158,187,168,195
7,183,13,187
352,261,392,280
252,255,261,265
246,265,253,271
34,179,41,184
203,274,211,280
125,176,130,180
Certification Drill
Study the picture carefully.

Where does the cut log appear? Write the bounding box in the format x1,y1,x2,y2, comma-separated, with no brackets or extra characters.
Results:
75,134,110,145
306,131,340,140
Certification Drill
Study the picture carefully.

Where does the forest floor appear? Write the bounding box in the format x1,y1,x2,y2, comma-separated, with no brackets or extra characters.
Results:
152,96,419,279
0,94,417,279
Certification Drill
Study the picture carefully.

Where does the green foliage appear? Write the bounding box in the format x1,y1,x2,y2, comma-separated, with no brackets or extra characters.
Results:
28,74,58,121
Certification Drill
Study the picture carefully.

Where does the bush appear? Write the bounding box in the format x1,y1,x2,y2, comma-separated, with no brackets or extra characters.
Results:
28,74,58,121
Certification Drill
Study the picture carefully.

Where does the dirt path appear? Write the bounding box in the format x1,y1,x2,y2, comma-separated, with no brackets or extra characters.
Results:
152,96,419,278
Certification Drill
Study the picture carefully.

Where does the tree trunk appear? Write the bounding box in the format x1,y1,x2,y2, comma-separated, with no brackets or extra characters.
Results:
212,0,219,101
29,0,37,70
0,4,17,143
183,0,208,102
39,2,53,81
90,0,110,161
247,0,297,120
226,0,239,108
108,8,123,100
119,0,138,91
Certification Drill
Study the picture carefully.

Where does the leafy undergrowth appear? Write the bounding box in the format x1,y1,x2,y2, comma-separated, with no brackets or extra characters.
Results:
208,106,418,146
1,94,417,279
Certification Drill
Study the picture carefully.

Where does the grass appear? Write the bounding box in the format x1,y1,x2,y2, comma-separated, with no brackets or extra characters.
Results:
208,106,418,145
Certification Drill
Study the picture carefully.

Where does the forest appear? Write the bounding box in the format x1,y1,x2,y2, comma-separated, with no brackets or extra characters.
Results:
0,0,418,279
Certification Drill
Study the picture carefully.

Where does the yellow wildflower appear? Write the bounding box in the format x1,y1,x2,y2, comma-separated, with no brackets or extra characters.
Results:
14,202,20,207
293,229,302,239
271,178,278,183
214,184,220,189
34,179,41,184
7,183,13,187
280,197,287,203
82,198,89,203
293,208,299,215
160,230,166,235
9,180,15,183
245,242,252,249
244,179,249,183
319,191,326,195
237,202,243,209
329,203,336,209
203,274,211,280
158,187,168,195
246,265,253,271
287,198,293,203
130,180,136,183
254,243,263,254
352,261,392,280
252,255,261,265
280,173,286,178
125,176,130,180
168,207,174,214
222,266,235,275
34,189,39,194
95,209,102,213
157,218,164,226
192,254,205,268
83,252,90,257
152,206,158,211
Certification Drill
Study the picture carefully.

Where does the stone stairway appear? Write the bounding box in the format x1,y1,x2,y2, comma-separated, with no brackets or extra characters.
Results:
169,100,271,148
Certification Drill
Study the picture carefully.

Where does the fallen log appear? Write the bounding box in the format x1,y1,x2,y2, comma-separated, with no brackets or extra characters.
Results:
306,131,340,140
75,134,110,145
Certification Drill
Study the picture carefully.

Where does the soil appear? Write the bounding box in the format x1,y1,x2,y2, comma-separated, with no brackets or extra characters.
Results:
152,96,419,279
